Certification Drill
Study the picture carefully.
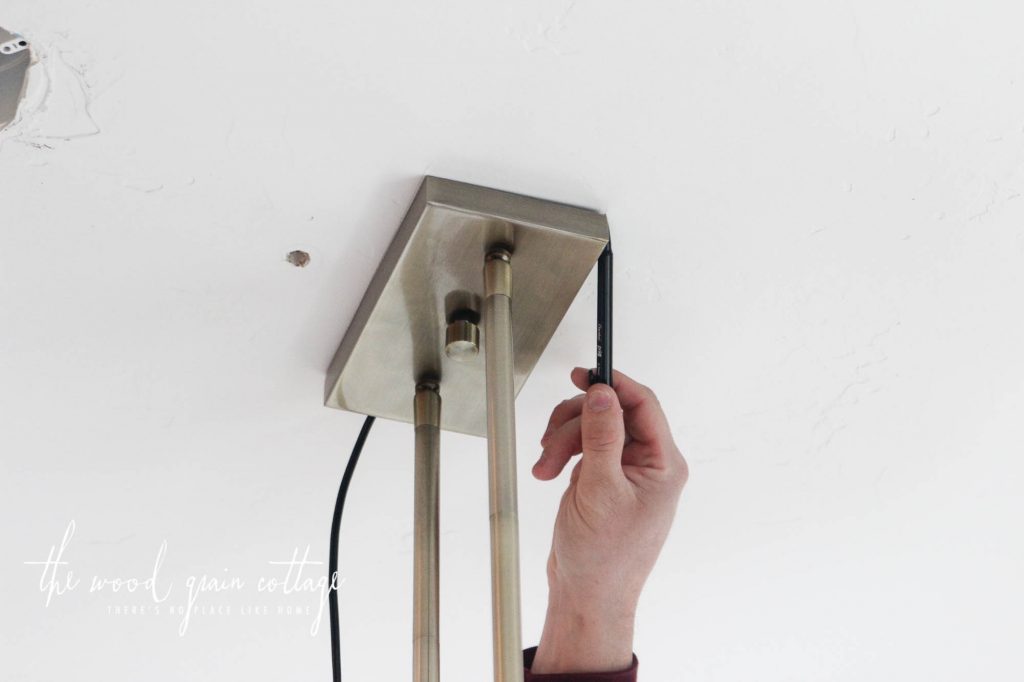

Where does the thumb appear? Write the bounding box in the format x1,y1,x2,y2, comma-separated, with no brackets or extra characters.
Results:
579,383,626,484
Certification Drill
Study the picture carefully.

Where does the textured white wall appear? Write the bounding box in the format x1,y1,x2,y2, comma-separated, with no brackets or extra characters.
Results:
2,1,1022,680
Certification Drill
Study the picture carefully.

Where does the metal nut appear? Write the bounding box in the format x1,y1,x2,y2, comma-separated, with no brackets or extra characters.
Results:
445,319,480,361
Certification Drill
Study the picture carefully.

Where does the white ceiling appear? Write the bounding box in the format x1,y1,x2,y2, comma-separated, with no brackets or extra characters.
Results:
2,1,1023,680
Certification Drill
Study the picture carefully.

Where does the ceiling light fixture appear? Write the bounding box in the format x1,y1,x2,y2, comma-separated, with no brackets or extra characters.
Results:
324,176,612,682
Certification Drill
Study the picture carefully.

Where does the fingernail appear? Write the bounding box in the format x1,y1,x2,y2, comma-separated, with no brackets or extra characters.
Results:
588,388,612,412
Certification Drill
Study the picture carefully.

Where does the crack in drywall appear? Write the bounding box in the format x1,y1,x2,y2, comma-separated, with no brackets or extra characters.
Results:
809,321,899,457
967,180,1001,222
121,178,165,193
507,0,582,56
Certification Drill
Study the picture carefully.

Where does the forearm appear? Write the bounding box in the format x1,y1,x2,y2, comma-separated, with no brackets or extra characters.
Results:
530,588,637,674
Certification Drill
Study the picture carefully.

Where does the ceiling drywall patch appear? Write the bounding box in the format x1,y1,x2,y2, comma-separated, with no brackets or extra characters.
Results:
0,32,102,148
0,27,30,131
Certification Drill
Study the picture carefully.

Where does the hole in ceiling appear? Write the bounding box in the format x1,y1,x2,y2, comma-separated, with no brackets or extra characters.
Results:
286,250,311,267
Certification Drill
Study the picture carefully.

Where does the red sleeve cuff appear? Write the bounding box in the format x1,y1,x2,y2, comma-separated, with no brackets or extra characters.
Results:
523,646,638,682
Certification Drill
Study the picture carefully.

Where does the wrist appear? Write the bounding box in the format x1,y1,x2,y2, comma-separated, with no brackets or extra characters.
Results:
530,587,637,674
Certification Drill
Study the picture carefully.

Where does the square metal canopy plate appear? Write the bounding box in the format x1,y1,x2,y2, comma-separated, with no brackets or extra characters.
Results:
324,176,609,437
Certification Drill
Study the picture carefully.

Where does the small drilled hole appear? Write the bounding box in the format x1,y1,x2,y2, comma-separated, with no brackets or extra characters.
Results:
286,250,310,267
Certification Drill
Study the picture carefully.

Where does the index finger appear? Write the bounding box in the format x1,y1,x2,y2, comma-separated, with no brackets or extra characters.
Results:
570,367,674,450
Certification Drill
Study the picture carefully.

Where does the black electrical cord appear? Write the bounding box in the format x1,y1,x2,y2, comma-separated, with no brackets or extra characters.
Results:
589,241,613,387
329,415,375,682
